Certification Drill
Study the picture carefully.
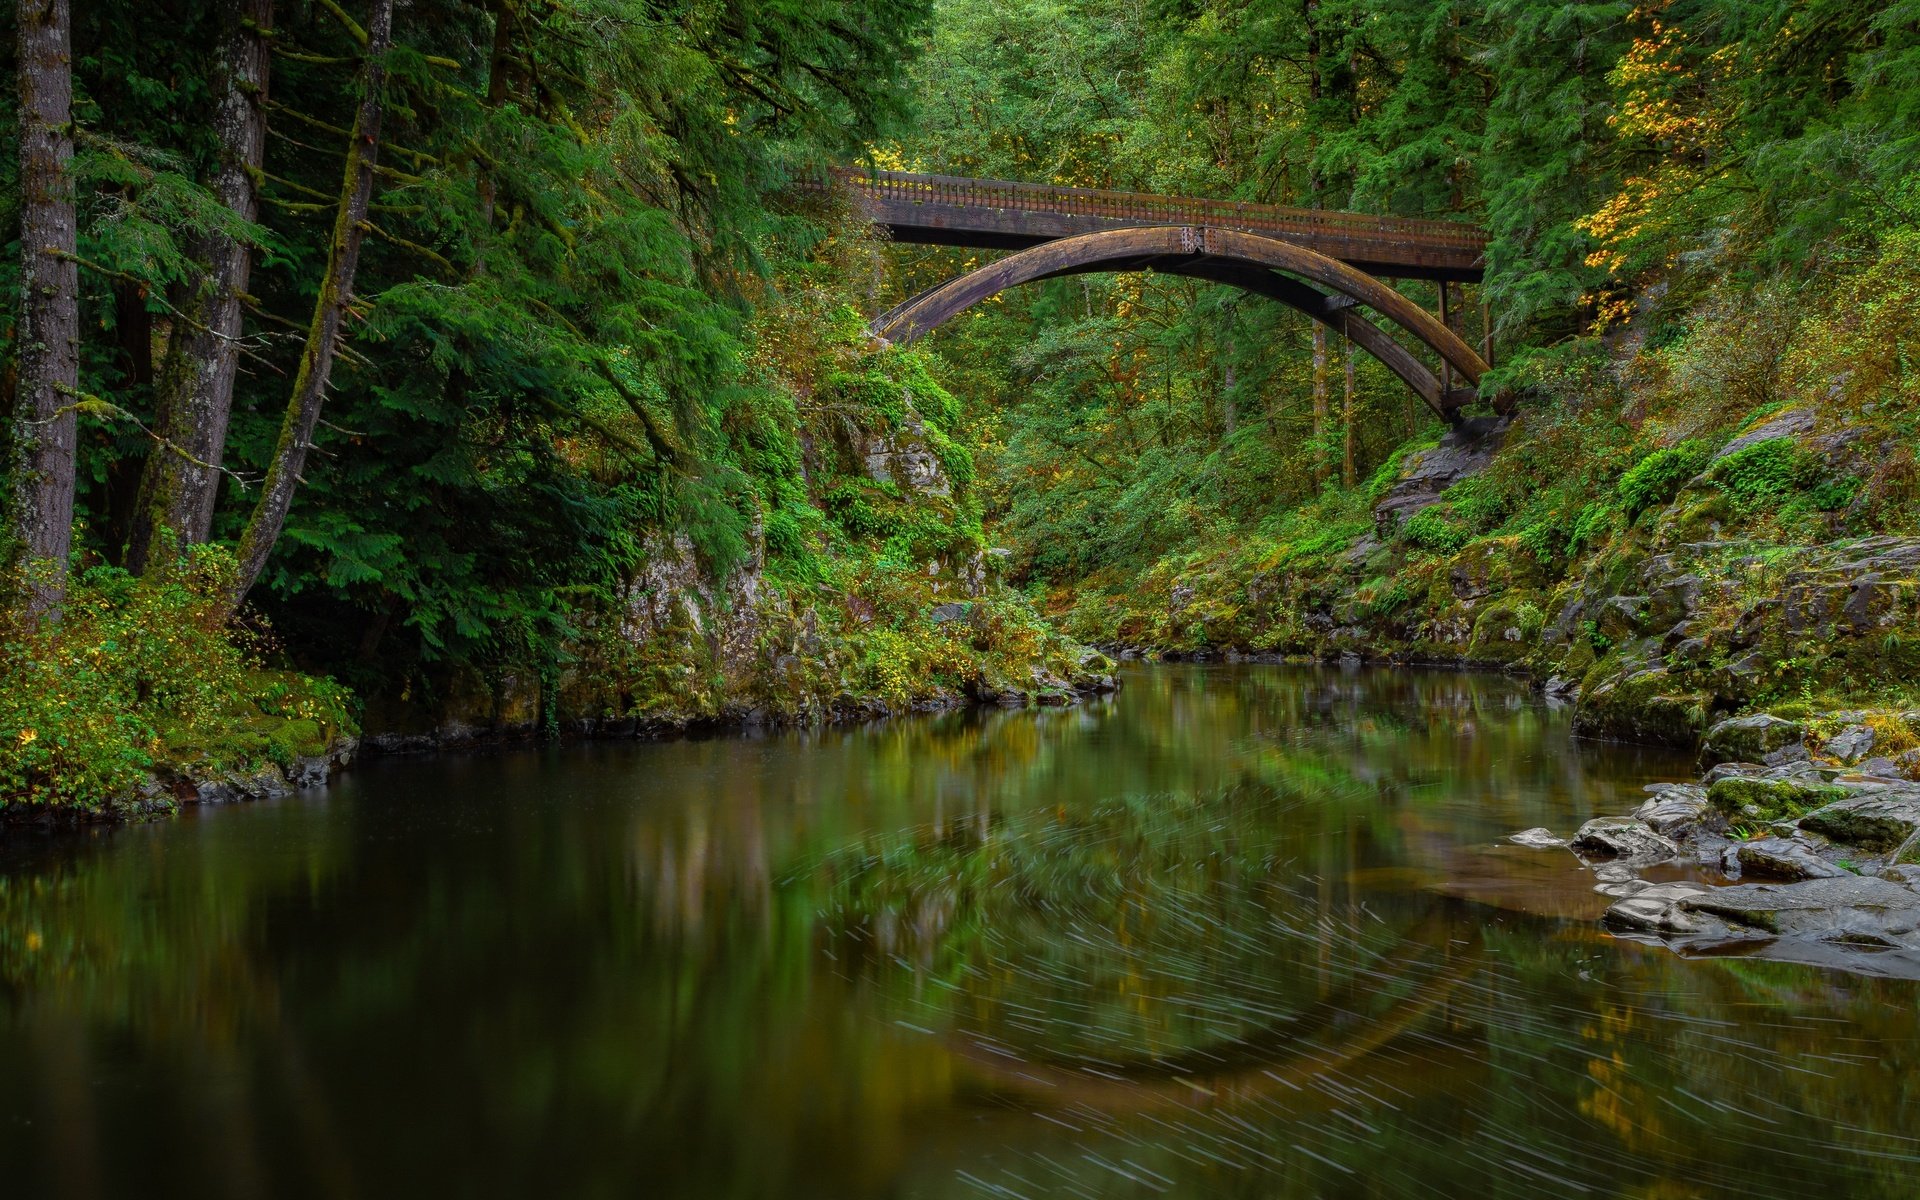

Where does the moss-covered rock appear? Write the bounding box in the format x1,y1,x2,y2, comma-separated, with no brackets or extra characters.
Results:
1707,776,1846,822
1700,713,1806,766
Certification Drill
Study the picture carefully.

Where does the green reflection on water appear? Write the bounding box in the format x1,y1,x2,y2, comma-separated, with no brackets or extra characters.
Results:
1,665,1916,1199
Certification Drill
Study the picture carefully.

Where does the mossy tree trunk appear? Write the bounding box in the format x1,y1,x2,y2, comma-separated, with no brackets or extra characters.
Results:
125,0,274,574
11,0,79,620
228,0,392,611
1342,334,1355,488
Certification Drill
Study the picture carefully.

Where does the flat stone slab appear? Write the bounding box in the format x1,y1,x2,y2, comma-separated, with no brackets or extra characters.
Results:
1507,827,1566,848
1572,817,1679,864
1610,875,1920,954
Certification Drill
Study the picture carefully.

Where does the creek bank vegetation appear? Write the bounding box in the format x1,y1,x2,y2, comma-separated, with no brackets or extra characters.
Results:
1,0,1112,820
8,0,1920,824
886,0,1920,770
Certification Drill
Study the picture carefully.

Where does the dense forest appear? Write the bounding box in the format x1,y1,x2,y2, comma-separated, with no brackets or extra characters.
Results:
7,0,1920,813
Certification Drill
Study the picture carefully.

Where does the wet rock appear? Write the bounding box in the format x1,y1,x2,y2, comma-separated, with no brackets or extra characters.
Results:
289,757,331,787
1797,792,1920,853
1508,827,1566,849
1700,714,1805,768
194,780,242,805
1634,784,1712,838
1607,876,1920,949
1543,675,1578,699
1704,761,1766,785
1572,818,1678,863
929,601,973,624
1682,876,1920,948
1604,883,1715,935
1734,838,1847,881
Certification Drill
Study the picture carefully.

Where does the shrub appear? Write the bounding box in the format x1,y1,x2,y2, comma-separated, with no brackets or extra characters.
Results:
1617,439,1710,517
1565,502,1614,557
1710,437,1822,509
1400,507,1471,554
0,551,356,813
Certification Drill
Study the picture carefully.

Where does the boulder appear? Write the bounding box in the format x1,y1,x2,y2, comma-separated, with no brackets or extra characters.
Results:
1594,595,1649,643
1571,818,1678,864
1646,573,1704,630
1684,876,1920,948
1700,714,1805,768
1633,784,1712,838
1797,792,1920,853
1707,776,1846,821
1604,882,1716,935
1734,838,1847,881
1822,724,1876,764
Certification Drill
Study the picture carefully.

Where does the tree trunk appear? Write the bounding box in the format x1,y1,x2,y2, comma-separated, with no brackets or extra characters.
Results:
11,0,79,619
1312,321,1329,482
1342,335,1356,489
126,0,273,573
1220,331,1237,438
229,0,392,610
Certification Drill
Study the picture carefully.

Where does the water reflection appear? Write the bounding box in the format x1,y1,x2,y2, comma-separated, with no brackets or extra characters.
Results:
1,665,1915,1198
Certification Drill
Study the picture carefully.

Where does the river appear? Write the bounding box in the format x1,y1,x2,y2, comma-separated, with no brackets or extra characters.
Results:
3,664,1917,1198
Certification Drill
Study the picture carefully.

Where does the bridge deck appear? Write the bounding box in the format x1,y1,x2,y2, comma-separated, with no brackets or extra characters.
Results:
836,169,1486,282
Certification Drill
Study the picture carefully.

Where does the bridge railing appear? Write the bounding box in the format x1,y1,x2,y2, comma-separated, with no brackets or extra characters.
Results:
827,168,1486,251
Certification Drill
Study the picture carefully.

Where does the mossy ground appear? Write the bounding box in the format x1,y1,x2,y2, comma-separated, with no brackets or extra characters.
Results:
2,552,358,817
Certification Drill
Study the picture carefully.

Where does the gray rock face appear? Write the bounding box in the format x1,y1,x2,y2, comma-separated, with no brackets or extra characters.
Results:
1689,876,1920,946
1572,818,1679,864
1797,792,1920,853
1823,724,1876,764
1371,416,1510,534
930,601,973,624
1633,783,1712,838
1700,714,1806,768
1734,838,1848,881
1710,409,1816,463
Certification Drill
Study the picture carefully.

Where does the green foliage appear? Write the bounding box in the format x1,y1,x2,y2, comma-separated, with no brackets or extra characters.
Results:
1401,508,1473,555
1618,440,1711,517
0,552,356,813
1565,502,1614,558
1709,438,1824,511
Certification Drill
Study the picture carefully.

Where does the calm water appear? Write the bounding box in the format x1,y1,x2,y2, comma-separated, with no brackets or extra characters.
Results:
3,664,1918,1199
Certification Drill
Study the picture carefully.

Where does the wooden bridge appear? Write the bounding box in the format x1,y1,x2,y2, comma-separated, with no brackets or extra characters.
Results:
833,169,1500,417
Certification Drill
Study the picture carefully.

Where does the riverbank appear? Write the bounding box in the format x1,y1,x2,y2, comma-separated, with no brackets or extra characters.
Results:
1054,402,1920,780
1518,711,1920,974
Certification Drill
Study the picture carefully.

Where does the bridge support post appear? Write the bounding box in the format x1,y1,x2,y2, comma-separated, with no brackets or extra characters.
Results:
1437,282,1452,397
1480,297,1493,370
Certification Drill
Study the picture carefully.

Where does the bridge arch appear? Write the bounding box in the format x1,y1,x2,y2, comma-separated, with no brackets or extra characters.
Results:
872,226,1495,417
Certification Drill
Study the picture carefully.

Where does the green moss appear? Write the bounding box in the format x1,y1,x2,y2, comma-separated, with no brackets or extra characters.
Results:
1707,777,1846,821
